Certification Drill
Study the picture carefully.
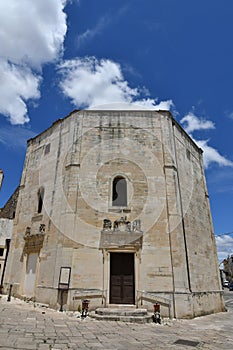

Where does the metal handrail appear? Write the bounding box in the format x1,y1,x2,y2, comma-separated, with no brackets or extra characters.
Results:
72,289,107,307
136,290,172,318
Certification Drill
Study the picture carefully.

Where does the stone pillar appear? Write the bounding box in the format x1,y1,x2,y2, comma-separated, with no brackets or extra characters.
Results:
161,116,193,318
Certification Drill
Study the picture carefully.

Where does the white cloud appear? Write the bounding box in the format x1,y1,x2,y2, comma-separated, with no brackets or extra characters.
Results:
0,0,67,125
0,125,36,148
58,56,173,110
225,110,233,120
195,140,233,168
152,99,174,111
180,112,233,168
180,112,215,133
77,5,129,48
215,235,233,262
0,60,41,124
0,0,67,68
77,16,109,48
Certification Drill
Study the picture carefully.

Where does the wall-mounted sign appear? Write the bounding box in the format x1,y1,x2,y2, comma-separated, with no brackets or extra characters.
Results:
58,267,71,290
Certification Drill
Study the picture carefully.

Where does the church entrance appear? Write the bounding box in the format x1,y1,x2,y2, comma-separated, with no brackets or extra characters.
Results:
110,253,135,304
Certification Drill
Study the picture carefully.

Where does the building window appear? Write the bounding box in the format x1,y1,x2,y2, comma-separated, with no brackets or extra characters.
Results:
112,176,127,207
0,248,4,256
37,187,44,214
44,143,51,155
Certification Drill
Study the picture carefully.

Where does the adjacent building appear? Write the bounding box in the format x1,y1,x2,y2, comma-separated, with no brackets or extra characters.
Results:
0,173,18,292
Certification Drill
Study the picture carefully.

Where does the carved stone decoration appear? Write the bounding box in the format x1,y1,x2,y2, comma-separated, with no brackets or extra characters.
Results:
132,219,142,232
39,224,46,234
102,217,142,234
25,226,31,237
113,217,131,232
103,219,112,231
113,220,118,231
23,223,45,254
101,217,143,248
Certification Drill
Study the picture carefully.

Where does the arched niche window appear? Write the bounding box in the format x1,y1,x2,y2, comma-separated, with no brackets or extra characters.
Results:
112,176,127,207
37,187,44,214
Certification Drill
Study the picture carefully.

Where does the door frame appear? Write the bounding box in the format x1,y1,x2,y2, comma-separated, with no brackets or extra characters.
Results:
109,252,136,305
102,248,141,307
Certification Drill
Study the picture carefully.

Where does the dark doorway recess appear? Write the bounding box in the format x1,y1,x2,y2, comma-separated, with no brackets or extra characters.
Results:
110,253,135,304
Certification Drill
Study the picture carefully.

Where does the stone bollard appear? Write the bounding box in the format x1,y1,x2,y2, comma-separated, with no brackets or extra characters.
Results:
81,299,90,318
153,303,161,324
7,284,13,302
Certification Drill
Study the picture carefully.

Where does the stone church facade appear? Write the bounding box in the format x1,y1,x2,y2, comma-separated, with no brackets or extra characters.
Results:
4,110,224,318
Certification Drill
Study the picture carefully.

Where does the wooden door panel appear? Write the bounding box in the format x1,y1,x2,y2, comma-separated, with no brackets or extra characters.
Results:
123,275,134,303
110,253,135,304
123,275,133,285
110,275,121,303
111,275,121,285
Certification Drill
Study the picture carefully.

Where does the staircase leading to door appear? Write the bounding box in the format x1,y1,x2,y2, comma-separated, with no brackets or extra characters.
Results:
89,306,153,323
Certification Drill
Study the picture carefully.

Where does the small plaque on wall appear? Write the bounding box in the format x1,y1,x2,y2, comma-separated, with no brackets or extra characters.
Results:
58,267,71,290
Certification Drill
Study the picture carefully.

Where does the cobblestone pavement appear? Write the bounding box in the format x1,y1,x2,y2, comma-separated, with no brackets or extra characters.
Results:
0,295,233,350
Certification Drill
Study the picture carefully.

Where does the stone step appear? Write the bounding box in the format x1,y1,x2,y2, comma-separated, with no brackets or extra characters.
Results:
107,304,137,309
95,307,148,316
89,308,153,323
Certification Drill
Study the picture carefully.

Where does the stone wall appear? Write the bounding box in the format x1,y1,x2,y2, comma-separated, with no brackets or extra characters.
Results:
0,187,19,219
0,218,13,287
4,110,224,317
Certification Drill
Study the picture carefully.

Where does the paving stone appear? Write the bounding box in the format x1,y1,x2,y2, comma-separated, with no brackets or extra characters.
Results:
0,295,233,349
38,345,52,350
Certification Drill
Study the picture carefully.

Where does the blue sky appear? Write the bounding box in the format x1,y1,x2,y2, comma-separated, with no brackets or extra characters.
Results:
0,0,233,261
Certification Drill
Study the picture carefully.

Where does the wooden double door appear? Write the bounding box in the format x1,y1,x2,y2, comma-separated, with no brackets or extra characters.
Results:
110,253,135,304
